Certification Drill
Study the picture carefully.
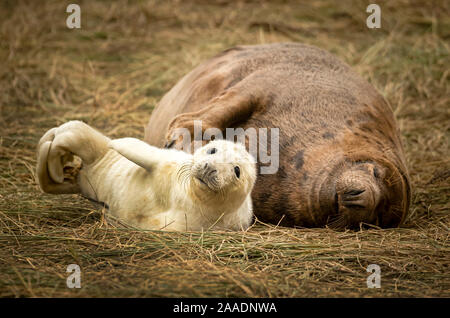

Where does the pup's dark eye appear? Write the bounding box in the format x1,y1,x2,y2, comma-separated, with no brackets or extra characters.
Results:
207,147,217,155
234,166,240,178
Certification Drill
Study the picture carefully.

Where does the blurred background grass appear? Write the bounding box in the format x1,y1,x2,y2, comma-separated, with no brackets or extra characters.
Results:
0,0,449,297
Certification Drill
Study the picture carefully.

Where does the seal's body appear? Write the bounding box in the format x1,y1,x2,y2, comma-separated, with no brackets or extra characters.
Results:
145,43,411,228
37,121,256,231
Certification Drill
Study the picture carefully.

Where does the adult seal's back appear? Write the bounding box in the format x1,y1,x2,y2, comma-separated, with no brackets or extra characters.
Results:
144,43,412,229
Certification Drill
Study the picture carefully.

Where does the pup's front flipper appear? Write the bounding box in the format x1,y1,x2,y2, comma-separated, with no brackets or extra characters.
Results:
36,121,110,194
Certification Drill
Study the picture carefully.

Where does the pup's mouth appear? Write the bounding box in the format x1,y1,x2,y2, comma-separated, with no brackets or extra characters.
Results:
194,165,220,192
195,175,219,192
196,176,209,188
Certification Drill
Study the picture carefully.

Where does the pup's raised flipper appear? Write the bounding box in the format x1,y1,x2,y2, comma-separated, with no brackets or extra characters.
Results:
36,120,110,194
36,139,81,194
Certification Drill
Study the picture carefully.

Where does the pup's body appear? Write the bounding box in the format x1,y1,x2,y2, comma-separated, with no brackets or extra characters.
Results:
37,121,256,231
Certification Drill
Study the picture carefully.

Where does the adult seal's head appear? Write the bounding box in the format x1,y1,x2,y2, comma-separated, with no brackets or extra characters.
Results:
300,136,411,229
183,140,257,211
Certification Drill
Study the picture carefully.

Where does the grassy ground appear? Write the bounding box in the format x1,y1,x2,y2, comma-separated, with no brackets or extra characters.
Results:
0,0,449,297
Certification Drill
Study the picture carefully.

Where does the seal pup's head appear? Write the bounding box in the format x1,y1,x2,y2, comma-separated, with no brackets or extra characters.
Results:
187,140,257,210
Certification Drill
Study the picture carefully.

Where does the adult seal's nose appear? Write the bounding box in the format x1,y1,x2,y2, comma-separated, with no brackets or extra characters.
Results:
334,165,382,228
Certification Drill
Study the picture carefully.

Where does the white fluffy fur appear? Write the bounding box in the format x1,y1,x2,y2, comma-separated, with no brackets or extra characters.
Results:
36,121,256,231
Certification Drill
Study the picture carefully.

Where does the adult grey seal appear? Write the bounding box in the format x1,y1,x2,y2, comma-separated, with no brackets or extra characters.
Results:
144,42,411,229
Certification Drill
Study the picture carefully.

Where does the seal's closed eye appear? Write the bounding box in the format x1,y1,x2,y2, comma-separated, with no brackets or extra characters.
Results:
207,147,217,155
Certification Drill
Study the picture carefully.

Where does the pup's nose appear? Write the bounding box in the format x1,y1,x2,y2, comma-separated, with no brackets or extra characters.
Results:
201,162,217,176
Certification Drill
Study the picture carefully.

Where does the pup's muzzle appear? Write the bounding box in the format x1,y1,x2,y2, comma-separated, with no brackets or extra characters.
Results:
195,162,220,191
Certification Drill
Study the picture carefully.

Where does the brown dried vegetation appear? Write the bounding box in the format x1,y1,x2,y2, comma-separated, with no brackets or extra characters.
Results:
0,0,448,297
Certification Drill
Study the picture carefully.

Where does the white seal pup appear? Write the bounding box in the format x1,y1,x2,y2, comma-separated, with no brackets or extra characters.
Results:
36,121,257,231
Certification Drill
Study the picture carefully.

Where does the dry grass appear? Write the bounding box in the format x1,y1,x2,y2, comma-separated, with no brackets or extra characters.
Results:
0,0,449,297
